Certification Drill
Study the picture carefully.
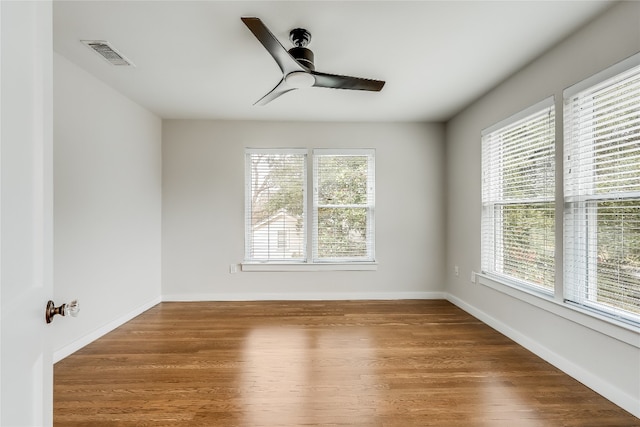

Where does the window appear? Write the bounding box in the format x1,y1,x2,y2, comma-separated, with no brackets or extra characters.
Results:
245,149,307,262
313,149,375,262
481,98,556,293
245,148,375,265
564,57,640,324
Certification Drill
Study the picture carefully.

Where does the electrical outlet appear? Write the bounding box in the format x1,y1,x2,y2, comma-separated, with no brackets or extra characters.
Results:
229,264,239,274
470,271,476,283
454,265,459,276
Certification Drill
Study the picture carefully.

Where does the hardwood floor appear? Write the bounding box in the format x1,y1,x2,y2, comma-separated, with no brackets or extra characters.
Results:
54,300,639,426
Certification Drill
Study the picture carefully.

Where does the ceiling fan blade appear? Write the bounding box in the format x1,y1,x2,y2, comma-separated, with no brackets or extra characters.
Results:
241,17,307,75
311,71,385,91
254,78,296,106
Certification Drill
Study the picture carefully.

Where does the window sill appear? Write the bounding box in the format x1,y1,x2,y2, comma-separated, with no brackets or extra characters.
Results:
476,273,640,348
241,262,378,272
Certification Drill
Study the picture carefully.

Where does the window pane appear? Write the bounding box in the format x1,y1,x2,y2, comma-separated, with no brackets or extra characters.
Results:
313,149,375,262
481,98,555,292
499,203,555,290
246,152,306,261
500,117,556,201
317,207,368,258
594,200,640,315
592,76,640,194
316,156,368,205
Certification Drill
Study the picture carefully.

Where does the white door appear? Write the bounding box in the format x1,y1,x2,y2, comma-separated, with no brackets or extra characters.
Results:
1,1,54,426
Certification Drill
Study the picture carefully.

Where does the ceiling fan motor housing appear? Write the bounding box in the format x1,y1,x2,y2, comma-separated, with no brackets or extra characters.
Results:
288,46,314,71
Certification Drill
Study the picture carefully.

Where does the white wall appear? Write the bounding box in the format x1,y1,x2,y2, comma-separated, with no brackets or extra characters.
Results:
52,53,162,361
445,1,640,417
162,120,445,300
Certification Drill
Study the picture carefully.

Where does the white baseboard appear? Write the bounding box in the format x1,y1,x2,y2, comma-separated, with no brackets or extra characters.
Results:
53,296,161,363
161,291,446,302
446,293,640,419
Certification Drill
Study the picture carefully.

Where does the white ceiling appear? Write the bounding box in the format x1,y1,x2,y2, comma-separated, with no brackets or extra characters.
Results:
53,1,612,122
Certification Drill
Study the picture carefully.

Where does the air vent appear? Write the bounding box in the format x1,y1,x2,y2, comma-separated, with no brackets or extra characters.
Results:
81,40,134,66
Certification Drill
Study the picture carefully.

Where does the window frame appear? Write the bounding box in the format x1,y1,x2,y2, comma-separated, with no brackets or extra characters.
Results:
244,148,308,263
243,147,377,271
312,148,376,263
481,96,556,295
563,53,640,326
478,53,640,336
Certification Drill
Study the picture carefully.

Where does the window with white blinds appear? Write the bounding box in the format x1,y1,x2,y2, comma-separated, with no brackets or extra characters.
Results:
245,149,307,262
313,149,375,262
564,57,640,324
481,98,556,293
245,148,375,264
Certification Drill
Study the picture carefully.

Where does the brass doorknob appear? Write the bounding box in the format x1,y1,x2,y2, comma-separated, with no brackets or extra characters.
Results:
46,299,80,324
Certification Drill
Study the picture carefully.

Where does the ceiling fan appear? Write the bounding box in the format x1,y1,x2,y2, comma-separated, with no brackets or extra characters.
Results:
241,17,386,105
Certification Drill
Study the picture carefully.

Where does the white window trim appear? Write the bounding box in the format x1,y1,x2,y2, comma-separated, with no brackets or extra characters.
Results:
241,262,378,272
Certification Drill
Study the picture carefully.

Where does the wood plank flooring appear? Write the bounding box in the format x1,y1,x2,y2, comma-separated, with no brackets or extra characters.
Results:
54,300,639,426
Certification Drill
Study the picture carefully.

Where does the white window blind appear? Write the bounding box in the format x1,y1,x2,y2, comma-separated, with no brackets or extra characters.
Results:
313,149,375,262
564,58,640,324
245,149,307,262
482,98,556,292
